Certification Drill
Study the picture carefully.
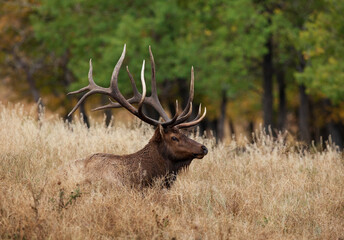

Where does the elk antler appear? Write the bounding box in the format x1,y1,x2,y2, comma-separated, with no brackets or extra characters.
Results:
93,46,171,121
67,45,206,129
176,104,207,129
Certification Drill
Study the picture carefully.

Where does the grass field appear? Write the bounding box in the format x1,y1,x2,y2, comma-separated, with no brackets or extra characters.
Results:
0,103,343,239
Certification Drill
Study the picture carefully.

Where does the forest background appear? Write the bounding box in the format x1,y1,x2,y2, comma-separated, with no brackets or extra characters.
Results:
1,0,344,146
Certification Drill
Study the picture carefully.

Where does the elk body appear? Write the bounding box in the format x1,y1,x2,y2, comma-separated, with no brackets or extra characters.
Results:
67,45,208,187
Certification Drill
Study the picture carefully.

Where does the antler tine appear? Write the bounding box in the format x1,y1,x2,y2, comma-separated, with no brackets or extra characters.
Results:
92,66,143,111
100,45,152,117
94,47,170,122
92,98,119,112
161,100,179,127
137,60,165,125
67,86,89,96
137,60,180,126
110,44,127,90
67,59,95,96
177,105,207,129
168,66,195,127
67,59,110,117
171,102,193,126
68,44,140,118
68,90,101,117
126,64,171,121
127,66,141,97
68,45,206,129
195,103,202,119
88,59,96,86
149,46,157,98
139,60,146,106
175,66,194,121
148,46,170,121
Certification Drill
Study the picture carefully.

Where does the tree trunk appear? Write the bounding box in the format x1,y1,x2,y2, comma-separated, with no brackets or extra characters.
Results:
229,118,235,137
217,89,227,142
59,49,75,123
210,119,218,140
326,122,343,149
101,95,112,126
277,67,286,131
297,53,311,144
299,84,310,143
323,99,343,148
248,121,254,134
199,120,206,137
79,101,90,128
262,35,274,132
25,68,44,117
11,48,44,111
63,95,73,123
200,118,217,139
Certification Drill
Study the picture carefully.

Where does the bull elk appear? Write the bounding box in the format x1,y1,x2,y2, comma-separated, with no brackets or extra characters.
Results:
67,45,208,188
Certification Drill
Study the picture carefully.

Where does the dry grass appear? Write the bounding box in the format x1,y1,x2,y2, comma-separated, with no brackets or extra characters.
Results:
0,102,343,240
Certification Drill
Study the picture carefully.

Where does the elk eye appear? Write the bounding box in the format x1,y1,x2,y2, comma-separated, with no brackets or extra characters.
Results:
171,136,179,142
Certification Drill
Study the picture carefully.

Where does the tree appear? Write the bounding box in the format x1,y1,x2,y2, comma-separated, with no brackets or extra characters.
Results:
0,0,70,117
296,0,344,103
189,0,269,140
32,1,200,121
295,0,344,146
24,0,343,144
257,0,325,141
0,0,44,108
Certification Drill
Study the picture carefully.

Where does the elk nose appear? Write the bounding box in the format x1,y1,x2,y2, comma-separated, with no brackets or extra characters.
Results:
201,145,208,155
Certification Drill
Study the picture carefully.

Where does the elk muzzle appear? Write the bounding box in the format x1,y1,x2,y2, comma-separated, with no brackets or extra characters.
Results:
193,145,208,159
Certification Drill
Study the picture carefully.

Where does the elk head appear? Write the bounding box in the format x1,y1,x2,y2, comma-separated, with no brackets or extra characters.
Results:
67,45,207,173
155,124,208,160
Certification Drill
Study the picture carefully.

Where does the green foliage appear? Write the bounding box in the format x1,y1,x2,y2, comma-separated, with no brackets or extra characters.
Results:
32,1,196,94
269,1,325,79
2,0,342,135
0,0,62,104
296,0,344,102
32,0,122,90
31,0,271,117
198,0,269,98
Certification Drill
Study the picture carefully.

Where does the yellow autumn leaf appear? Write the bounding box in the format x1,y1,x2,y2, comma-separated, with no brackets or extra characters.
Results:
315,47,324,54
204,29,212,36
328,57,337,64
303,51,310,60
322,72,329,78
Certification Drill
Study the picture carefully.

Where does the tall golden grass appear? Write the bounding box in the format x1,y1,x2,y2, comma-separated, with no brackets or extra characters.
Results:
0,102,343,239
